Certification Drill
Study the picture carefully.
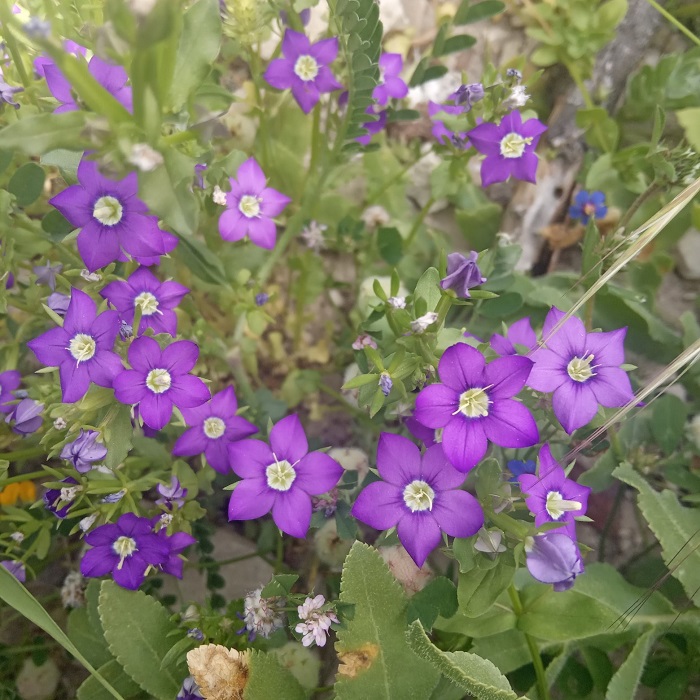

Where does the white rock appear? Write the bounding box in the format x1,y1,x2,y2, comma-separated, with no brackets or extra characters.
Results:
16,658,60,700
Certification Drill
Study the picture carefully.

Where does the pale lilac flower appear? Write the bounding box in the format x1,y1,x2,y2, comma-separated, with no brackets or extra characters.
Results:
255,292,269,306
528,307,634,433
388,296,406,309
428,101,468,146
449,83,484,110
351,435,484,567
356,107,387,146
440,252,486,298
264,30,343,113
239,586,286,641
360,205,390,230
23,17,51,39
102,489,126,503
228,414,344,538
1,560,26,582
47,292,70,316
491,318,536,356
156,476,187,509
474,527,506,555
352,334,377,351
61,429,107,473
177,677,204,700
218,158,291,250
379,372,393,396
525,532,584,591
373,53,408,106
0,76,22,108
300,221,327,251
5,399,43,435
295,594,338,647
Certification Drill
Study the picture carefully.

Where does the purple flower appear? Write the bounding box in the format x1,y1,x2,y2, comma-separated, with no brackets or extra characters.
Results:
414,343,539,472
193,163,207,189
373,53,408,106
60,429,107,473
44,54,132,113
379,372,393,397
263,29,343,113
518,444,590,539
440,252,486,298
255,292,269,306
113,336,210,431
119,320,133,341
356,107,387,146
49,156,178,272
351,435,484,567
156,476,187,509
428,101,469,146
101,267,189,337
218,158,291,250
467,110,547,187
178,677,204,700
0,76,22,108
47,292,70,316
405,416,442,448
1,560,26,582
80,513,170,590
173,387,257,474
525,532,584,591
528,307,635,433
157,528,197,578
490,317,536,356
5,398,43,434
449,83,484,109
43,477,79,518
0,370,21,414
228,414,344,538
34,41,86,78
27,289,123,403
569,190,607,224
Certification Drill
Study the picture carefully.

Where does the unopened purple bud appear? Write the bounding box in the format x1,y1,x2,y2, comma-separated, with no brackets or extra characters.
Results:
255,292,269,306
440,252,486,298
60,429,107,473
156,476,187,509
47,292,70,316
506,68,522,83
119,320,133,341
194,164,207,189
187,628,205,641
379,372,393,397
525,532,584,591
451,83,484,109
5,398,43,435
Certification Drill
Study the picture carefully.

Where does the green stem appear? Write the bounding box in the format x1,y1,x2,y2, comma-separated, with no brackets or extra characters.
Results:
645,0,700,46
0,8,30,87
508,585,550,700
0,451,45,467
583,295,595,332
405,197,435,249
162,130,197,146
190,551,260,569
617,182,662,234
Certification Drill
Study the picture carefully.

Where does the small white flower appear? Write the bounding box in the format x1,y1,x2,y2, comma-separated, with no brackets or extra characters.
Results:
411,312,438,334
159,513,174,529
80,269,102,282
387,296,406,309
242,587,286,639
53,417,67,430
128,143,164,172
61,571,85,608
10,532,24,543
78,513,97,532
361,205,390,230
502,85,529,110
294,595,338,647
212,186,228,206
300,221,328,252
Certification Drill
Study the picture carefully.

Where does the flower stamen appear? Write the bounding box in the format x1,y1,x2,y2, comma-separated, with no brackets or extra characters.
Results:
134,291,159,316
545,490,582,520
403,480,435,512
146,368,172,394
294,54,319,81
239,194,262,218
68,334,96,364
93,196,123,226
499,132,533,159
455,387,490,418
266,455,296,491
112,535,137,570
203,417,226,439
567,354,595,382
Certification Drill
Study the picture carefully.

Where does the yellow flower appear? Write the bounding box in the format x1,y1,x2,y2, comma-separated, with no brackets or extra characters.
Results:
0,481,36,506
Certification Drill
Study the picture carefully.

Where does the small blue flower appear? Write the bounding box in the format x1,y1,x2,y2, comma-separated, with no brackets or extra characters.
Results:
255,292,269,306
569,190,607,224
507,459,535,483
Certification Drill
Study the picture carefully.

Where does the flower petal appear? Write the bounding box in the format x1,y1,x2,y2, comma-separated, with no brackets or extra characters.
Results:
351,481,404,530
229,440,274,479
161,340,199,374
397,513,442,568
438,343,485,392
309,37,338,65
272,488,312,538
294,452,344,495
414,384,459,429
589,366,634,407
139,392,173,431
420,443,466,490
246,217,278,249
228,478,275,520
376,432,421,486
485,355,533,398
168,375,210,408
483,399,539,448
441,418,487,472
432,490,484,538
172,426,208,458
270,414,308,463
264,58,295,90
552,381,599,434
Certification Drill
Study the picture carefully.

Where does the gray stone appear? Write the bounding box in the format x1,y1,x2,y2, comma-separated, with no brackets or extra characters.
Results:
676,229,700,280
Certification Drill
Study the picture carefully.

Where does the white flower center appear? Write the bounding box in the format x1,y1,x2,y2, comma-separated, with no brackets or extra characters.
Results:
112,535,137,570
403,480,435,512
68,333,96,363
545,490,582,520
456,388,490,418
499,132,533,159
203,416,226,439
146,368,172,394
567,354,595,382
294,54,319,81
93,195,124,226
134,291,159,316
265,457,296,491
239,194,262,218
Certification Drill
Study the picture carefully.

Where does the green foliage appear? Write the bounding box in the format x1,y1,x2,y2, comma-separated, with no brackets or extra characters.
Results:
244,650,307,700
102,404,134,470
377,227,403,265
614,463,700,601
77,660,145,700
0,112,86,155
407,576,458,630
651,394,689,455
98,581,187,700
7,163,45,207
604,629,657,700
334,542,441,699
454,1,506,25
458,558,516,618
406,621,520,700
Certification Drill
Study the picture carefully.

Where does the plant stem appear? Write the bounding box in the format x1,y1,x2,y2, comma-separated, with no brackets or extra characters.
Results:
0,4,30,87
617,182,662,234
508,585,550,700
598,482,625,562
405,197,435,249
191,551,260,569
645,0,700,46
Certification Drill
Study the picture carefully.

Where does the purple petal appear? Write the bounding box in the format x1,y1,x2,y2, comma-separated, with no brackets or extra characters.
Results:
112,556,147,590
89,56,127,95
228,478,275,520
510,152,539,184
483,399,539,448
294,452,343,495
432,490,484,538
161,340,199,374
64,288,97,332
246,217,278,249
379,52,402,77
227,416,258,441
87,351,124,388
27,327,69,366
313,66,343,93
442,418,487,472
229,440,274,479
211,386,238,416
172,427,208,457
272,488,312,538
291,80,319,114
59,363,91,403
520,116,548,140
76,221,121,272
260,187,291,217
589,367,634,407
80,547,116,578
467,121,504,152
139,393,173,430
270,414,308,463
585,328,627,367
204,440,231,473
219,208,246,242
438,343,486,392
419,443,466,491
376,432,421,486
509,318,537,350
480,156,512,187
281,29,311,58
542,308,586,359
44,64,73,103
528,349,567,392
168,375,210,408
526,533,582,586
264,58,295,90
127,335,161,372
552,382,599,434
113,369,147,405
397,513,442,568
309,37,339,65
414,384,459,429
351,481,404,530
490,333,515,356
236,158,267,194
485,355,533,398
49,184,93,227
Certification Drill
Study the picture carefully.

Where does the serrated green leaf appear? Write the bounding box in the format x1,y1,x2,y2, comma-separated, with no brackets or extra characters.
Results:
406,621,519,699
613,463,700,601
77,659,143,700
244,650,306,700
98,580,186,699
604,628,656,700
651,394,689,455
334,542,440,699
0,112,87,155
67,607,114,670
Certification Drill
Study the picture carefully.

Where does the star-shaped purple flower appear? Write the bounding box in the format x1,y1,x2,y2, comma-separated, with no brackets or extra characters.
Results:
218,158,291,250
173,386,258,474
27,289,123,404
518,444,590,539
0,370,21,414
467,110,547,187
351,435,484,567
100,267,189,337
414,343,539,472
373,53,408,106
440,252,486,298
526,531,584,591
60,429,108,473
263,29,343,113
155,526,197,579
228,414,344,538
44,54,132,113
49,156,178,272
491,317,537,356
113,336,210,431
80,513,170,590
569,190,607,224
528,307,634,434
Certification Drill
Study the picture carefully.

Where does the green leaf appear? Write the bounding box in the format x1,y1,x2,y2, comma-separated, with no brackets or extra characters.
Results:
99,580,186,699
261,574,299,597
0,112,87,155
604,628,656,700
102,404,133,470
0,566,124,700
529,46,559,67
406,621,519,699
407,577,458,630
454,0,505,25
598,0,628,28
67,606,113,670
651,394,689,455
8,163,46,207
170,0,222,109
77,660,143,700
244,650,307,700
575,108,619,153
458,558,516,617
471,630,531,675
414,267,442,313
377,227,403,265
334,542,440,699
174,234,227,285
613,463,700,601
435,34,477,56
